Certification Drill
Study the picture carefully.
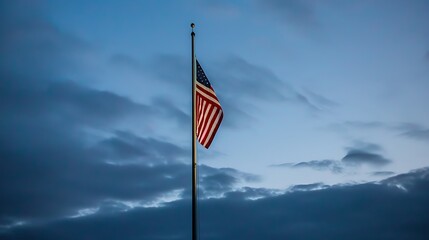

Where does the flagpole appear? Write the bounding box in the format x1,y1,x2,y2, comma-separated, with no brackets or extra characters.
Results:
191,23,198,240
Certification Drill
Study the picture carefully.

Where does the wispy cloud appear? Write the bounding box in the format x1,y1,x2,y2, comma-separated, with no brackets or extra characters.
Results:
329,121,429,143
272,160,343,174
396,123,429,141
273,141,391,174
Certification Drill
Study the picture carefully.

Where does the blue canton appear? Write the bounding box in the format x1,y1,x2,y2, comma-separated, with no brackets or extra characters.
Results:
196,60,211,88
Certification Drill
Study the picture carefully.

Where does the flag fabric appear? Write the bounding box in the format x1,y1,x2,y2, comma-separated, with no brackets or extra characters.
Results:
195,60,223,148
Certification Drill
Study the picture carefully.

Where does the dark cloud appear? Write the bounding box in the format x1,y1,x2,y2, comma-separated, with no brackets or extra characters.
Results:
93,131,188,164
0,118,254,226
341,141,391,167
0,77,152,129
200,165,261,184
3,168,429,239
200,173,238,198
0,1,90,79
0,123,190,222
381,167,429,189
0,3,257,230
341,150,391,167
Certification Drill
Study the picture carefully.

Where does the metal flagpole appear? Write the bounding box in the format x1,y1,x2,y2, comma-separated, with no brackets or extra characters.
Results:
191,22,198,240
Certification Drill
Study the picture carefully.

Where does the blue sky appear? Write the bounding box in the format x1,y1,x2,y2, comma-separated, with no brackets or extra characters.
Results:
1,0,429,239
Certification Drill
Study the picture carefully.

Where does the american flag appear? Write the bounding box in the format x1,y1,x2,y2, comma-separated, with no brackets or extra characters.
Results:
196,60,223,148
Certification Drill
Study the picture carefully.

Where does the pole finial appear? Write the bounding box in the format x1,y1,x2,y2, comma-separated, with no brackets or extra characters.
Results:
191,23,195,29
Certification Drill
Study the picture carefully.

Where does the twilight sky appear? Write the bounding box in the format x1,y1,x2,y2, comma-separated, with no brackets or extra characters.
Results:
1,0,429,239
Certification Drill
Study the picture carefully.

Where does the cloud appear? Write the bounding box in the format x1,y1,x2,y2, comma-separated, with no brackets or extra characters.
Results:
3,168,429,239
273,141,390,173
210,56,336,122
341,150,391,167
148,54,335,128
344,141,386,166
272,160,343,173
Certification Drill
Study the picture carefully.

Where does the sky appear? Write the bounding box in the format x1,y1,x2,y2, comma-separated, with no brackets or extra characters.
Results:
1,0,429,239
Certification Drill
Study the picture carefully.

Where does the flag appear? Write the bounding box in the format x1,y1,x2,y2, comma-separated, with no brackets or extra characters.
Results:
195,60,223,148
